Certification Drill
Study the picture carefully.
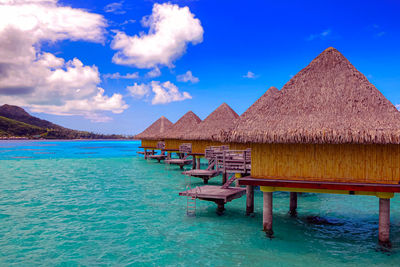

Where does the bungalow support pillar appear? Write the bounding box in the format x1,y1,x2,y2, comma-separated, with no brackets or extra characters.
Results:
263,190,273,237
222,172,227,184
246,185,254,215
379,197,391,246
196,157,201,169
289,192,298,216
192,155,196,169
144,149,148,159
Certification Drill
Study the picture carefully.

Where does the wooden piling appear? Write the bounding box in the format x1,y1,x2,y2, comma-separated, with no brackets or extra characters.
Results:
192,155,197,169
263,192,273,237
217,202,225,215
144,149,148,159
196,157,201,169
289,192,297,216
222,172,227,184
246,185,254,215
379,198,391,246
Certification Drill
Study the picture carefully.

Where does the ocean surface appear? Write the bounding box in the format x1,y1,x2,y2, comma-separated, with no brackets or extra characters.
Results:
0,140,399,266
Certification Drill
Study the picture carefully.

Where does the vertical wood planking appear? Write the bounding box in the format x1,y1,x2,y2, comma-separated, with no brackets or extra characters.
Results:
251,143,400,184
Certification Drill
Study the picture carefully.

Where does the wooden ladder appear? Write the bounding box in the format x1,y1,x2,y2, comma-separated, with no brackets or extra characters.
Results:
184,174,197,216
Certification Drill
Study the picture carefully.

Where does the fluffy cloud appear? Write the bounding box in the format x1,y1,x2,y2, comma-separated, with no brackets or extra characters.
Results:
243,71,256,79
127,83,150,98
127,81,191,104
151,81,191,104
111,3,203,68
146,67,161,78
0,0,128,122
177,70,199,83
103,72,139,79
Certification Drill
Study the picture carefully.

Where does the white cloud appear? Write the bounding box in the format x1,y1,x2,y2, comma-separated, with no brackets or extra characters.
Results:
396,104,400,111
146,67,161,78
307,29,331,41
103,72,139,79
243,71,256,79
104,1,125,15
29,87,128,122
177,70,199,83
110,3,203,68
126,81,191,104
127,83,150,98
151,81,191,104
0,0,128,122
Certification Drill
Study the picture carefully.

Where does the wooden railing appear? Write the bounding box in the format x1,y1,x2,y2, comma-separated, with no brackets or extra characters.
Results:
179,143,192,154
205,146,251,174
157,141,165,150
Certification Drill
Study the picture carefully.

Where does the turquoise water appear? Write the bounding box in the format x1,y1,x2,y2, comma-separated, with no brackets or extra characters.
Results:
0,140,399,266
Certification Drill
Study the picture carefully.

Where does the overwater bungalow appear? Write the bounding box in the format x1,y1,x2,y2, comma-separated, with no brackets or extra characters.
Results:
180,103,240,154
163,111,202,152
221,47,400,245
134,116,173,154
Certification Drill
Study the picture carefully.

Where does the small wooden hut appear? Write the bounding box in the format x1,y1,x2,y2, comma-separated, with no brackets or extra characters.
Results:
134,116,173,148
180,103,239,154
162,111,202,151
222,47,400,244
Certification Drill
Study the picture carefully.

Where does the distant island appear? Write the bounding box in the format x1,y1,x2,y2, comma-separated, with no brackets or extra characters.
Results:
0,104,131,140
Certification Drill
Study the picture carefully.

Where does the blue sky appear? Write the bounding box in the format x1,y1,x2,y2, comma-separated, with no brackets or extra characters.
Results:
1,0,400,135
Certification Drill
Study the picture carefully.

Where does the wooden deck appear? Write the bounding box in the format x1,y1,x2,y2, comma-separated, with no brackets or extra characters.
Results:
182,169,221,184
238,176,400,192
179,185,246,203
148,154,166,162
165,158,192,165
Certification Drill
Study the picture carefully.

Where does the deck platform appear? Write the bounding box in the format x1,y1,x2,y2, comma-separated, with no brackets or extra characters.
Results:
165,158,192,169
182,169,221,184
148,154,166,162
179,185,246,204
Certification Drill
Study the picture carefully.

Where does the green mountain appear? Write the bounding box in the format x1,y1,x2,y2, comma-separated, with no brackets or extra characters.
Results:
0,104,127,139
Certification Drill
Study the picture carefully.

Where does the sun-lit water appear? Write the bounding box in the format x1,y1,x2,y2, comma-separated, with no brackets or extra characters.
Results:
0,140,399,266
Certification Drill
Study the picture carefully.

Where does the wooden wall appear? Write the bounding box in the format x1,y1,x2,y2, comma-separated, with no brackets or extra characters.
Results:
141,139,158,147
165,139,181,150
251,143,400,184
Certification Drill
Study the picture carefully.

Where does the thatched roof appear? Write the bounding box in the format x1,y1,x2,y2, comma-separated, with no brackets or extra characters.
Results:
134,116,173,140
225,47,400,144
160,111,201,139
218,86,280,142
181,103,239,141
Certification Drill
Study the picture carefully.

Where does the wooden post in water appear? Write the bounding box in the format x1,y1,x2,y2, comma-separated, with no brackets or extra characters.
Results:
289,192,298,216
196,157,201,169
217,201,225,215
144,149,148,159
379,198,390,245
263,191,273,237
222,172,227,184
192,155,196,169
246,185,254,215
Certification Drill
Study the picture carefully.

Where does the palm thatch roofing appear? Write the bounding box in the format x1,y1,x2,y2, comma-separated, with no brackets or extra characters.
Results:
219,86,280,142
134,116,173,140
180,103,239,141
159,111,202,139
224,47,400,145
